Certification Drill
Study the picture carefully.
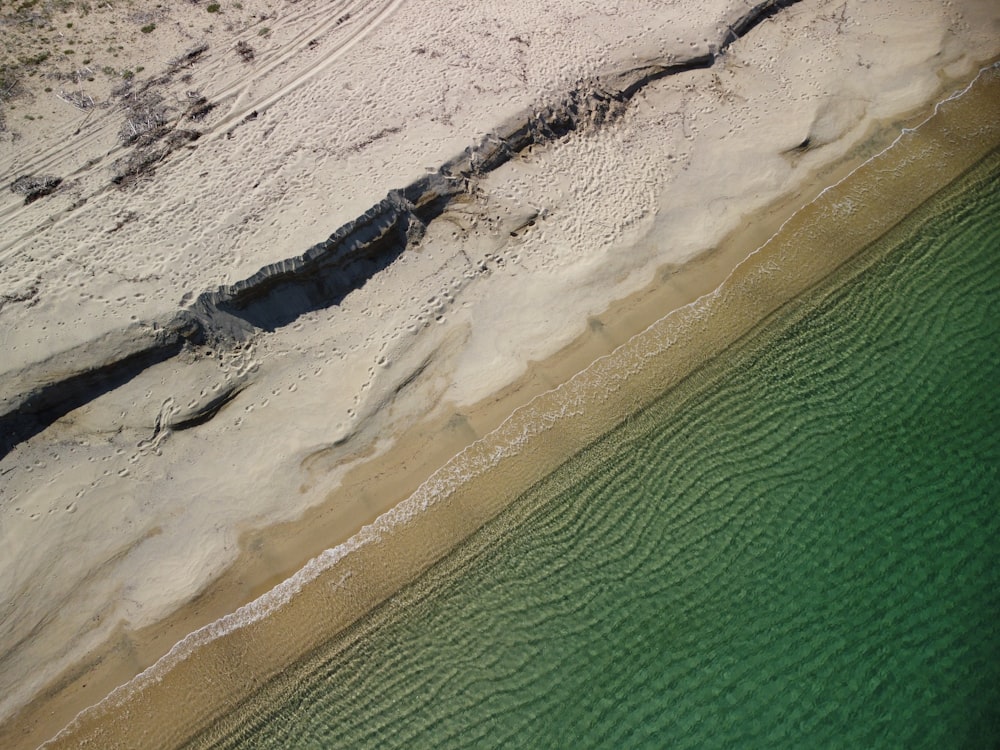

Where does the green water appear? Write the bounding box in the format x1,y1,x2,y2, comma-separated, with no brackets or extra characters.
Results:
194,150,1000,749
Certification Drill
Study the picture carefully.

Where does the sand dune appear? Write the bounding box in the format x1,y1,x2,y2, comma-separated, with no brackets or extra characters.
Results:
1,0,998,746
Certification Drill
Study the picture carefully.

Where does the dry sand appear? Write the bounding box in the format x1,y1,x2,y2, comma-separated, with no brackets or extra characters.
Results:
1,0,999,747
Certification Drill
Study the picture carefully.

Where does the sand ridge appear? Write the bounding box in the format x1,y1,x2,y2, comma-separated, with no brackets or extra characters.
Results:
2,0,999,746
0,1,808,454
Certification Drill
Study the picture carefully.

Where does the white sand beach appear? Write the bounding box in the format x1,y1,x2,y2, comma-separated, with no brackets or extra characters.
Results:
1,0,998,746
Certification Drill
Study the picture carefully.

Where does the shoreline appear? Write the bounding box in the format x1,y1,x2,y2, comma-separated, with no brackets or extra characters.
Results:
194,144,1000,749
3,1,1000,746
0,104,922,748
25,61,1000,750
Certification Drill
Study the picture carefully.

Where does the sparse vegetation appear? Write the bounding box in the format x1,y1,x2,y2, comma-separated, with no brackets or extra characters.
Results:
1,69,23,100
111,146,167,186
111,129,199,186
10,174,62,204
186,93,214,119
56,89,95,109
235,40,254,62
22,51,51,66
118,90,169,144
0,0,252,157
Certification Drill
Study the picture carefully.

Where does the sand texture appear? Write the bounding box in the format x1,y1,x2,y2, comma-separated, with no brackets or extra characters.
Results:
1,0,999,746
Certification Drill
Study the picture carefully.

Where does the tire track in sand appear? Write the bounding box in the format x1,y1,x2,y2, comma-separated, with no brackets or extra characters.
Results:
0,0,405,262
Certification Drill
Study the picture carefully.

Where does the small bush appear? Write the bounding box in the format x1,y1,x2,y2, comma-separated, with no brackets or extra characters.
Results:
1,70,23,100
235,40,254,62
206,3,220,12
141,23,155,33
10,174,62,204
23,51,51,66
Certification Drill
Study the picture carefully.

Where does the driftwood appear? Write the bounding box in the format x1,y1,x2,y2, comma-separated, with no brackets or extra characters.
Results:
56,90,96,110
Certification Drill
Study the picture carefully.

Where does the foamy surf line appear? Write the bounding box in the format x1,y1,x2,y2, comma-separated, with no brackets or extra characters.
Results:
41,62,1000,750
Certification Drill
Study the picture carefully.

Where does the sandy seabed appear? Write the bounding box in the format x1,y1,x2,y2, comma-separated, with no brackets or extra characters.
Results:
1,0,999,747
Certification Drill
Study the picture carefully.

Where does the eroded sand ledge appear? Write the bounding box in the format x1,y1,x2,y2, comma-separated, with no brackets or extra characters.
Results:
0,0,782,455
1,0,999,747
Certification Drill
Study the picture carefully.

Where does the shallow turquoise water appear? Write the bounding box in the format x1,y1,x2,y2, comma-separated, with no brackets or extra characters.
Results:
194,150,1000,749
